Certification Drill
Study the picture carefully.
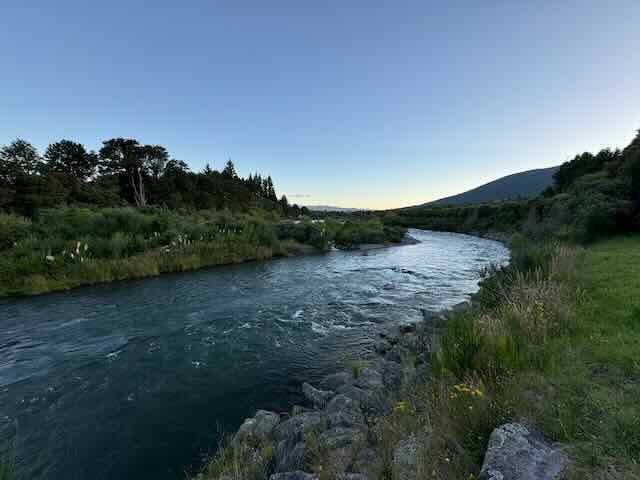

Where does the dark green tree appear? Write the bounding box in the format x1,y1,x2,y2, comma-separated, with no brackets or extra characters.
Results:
279,194,289,212
0,139,42,183
99,138,150,207
222,159,237,179
44,139,98,180
144,145,170,179
203,163,215,176
624,130,640,211
264,176,277,201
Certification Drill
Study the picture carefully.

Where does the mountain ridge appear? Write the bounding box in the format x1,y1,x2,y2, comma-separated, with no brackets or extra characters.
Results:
417,165,559,207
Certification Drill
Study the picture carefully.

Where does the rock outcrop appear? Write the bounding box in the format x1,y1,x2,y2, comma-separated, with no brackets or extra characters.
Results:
479,423,568,480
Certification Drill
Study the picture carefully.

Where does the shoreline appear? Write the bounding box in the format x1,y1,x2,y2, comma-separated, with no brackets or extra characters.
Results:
195,300,470,480
0,235,419,300
194,232,511,480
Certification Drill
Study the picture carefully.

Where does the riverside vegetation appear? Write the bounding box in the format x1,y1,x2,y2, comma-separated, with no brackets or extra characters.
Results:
194,235,640,480
0,207,404,297
3,128,639,477
195,129,640,480
0,137,405,296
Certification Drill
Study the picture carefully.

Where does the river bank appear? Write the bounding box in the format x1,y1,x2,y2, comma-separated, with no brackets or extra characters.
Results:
197,235,640,480
0,207,409,298
194,305,459,480
0,230,507,480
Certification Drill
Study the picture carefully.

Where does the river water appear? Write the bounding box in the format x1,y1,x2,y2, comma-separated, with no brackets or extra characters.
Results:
0,229,508,479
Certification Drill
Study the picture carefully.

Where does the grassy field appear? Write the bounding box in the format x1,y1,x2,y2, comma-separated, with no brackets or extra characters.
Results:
536,237,640,478
372,235,640,479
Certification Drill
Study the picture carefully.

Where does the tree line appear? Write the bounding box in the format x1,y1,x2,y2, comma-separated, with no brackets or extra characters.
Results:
386,128,640,243
0,137,308,217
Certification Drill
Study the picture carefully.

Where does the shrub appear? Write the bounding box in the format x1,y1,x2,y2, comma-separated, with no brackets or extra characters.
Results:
0,213,31,251
197,434,274,480
438,312,485,379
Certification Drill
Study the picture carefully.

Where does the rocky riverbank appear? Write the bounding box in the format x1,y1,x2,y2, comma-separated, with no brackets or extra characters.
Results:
197,296,568,480
195,307,447,480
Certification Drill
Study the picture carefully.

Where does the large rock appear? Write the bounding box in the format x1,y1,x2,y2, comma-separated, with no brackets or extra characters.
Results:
376,358,403,390
351,447,378,473
275,412,327,442
374,339,391,355
319,426,365,449
275,439,307,472
399,323,417,334
271,410,325,472
235,410,280,442
320,372,353,391
269,472,318,480
385,345,407,364
353,366,384,391
393,434,421,480
302,382,334,408
337,384,391,415
479,423,568,480
380,330,400,345
325,394,365,428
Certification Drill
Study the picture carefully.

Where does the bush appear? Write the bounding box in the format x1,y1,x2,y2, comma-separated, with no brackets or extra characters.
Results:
0,213,31,251
438,312,485,379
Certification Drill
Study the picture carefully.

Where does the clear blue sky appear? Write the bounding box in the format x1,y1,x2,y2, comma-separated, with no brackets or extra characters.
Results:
2,1,639,209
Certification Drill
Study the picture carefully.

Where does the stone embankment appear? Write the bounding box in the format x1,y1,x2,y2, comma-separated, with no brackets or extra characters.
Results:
205,302,567,480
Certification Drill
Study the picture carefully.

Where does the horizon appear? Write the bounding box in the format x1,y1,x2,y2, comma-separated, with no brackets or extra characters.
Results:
2,1,640,209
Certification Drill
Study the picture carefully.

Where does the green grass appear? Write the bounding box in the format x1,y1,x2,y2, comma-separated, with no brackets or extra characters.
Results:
0,207,405,297
370,235,640,480
0,454,14,480
526,236,640,478
193,433,274,480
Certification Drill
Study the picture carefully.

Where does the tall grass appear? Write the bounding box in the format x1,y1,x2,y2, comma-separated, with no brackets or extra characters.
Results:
368,236,596,479
194,434,274,480
0,450,14,480
0,207,406,297
0,207,287,296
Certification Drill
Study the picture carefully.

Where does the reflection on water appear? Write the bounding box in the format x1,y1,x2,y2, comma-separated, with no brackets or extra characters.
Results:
0,229,508,480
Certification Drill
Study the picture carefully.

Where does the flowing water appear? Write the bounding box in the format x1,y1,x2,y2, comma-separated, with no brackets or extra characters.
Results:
0,229,508,479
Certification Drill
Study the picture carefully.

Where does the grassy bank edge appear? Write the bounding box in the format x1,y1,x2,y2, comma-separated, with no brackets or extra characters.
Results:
369,234,640,479
0,238,318,298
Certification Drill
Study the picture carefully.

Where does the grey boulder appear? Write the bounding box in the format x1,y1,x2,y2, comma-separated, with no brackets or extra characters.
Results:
275,439,307,472
325,394,365,428
393,434,422,480
320,371,353,391
479,423,568,480
275,412,327,442
374,339,391,355
235,410,280,442
302,382,334,408
269,472,318,480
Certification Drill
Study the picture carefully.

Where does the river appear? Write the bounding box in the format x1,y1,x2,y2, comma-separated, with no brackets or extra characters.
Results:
0,229,508,479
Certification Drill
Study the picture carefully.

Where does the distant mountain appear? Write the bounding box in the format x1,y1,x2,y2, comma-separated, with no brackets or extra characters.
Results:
422,166,559,206
305,205,364,213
